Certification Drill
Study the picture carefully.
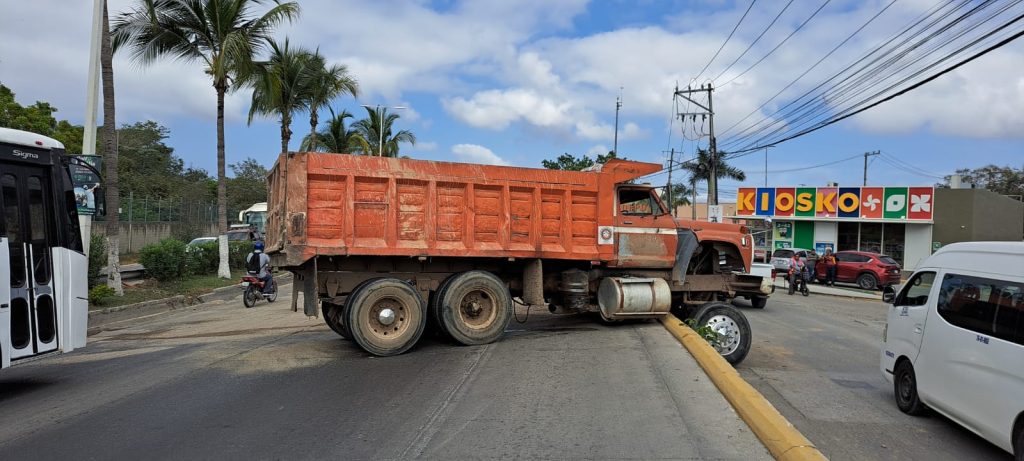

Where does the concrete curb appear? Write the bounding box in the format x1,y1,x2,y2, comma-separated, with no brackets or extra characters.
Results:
772,279,880,301
661,315,828,461
88,295,187,318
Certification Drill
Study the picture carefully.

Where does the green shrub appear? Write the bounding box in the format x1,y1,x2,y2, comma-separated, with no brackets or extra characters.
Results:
139,238,186,281
88,284,116,305
88,234,107,288
229,240,255,270
185,241,219,275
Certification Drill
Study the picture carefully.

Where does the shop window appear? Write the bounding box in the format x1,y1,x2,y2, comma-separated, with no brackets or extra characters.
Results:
860,222,882,253
837,222,858,251
883,223,905,265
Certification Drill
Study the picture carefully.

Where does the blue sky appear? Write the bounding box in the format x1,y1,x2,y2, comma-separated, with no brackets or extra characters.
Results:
1,0,1021,201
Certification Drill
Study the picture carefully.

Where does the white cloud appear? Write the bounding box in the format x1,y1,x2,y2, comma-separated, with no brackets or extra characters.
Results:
443,89,572,130
416,141,439,152
451,144,510,165
586,145,610,157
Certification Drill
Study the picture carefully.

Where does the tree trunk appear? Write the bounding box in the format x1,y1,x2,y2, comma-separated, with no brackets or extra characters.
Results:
100,0,122,295
216,83,230,279
308,109,318,152
281,114,291,155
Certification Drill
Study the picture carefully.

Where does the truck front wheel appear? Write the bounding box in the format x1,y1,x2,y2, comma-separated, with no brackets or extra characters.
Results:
346,278,426,356
692,302,752,365
439,271,513,346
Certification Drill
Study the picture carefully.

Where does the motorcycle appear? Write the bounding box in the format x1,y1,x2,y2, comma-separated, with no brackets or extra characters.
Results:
787,266,810,297
241,274,278,307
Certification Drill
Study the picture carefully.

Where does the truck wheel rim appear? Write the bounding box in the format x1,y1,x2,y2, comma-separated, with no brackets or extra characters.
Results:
457,288,498,331
705,315,741,356
365,297,408,341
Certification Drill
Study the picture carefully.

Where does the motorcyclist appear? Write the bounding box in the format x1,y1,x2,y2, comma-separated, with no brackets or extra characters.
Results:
788,253,806,293
246,241,273,293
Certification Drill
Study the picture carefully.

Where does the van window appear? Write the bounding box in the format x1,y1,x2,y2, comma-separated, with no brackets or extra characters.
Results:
895,271,935,307
937,273,1024,345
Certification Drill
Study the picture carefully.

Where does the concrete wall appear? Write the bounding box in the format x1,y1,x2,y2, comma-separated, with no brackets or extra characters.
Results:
934,189,1024,245
903,223,933,272
91,222,220,254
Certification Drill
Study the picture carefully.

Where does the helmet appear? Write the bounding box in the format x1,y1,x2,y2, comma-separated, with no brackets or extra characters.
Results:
253,241,264,251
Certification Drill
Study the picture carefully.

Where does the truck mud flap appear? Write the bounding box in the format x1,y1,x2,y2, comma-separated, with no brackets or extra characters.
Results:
671,229,698,287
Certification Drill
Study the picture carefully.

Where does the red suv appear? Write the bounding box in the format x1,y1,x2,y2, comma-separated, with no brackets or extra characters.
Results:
814,250,901,290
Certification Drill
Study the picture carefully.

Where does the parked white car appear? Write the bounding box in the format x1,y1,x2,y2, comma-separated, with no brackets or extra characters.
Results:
880,241,1024,458
769,247,817,272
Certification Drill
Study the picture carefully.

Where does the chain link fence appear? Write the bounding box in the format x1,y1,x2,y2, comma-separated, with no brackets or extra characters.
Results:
92,192,243,254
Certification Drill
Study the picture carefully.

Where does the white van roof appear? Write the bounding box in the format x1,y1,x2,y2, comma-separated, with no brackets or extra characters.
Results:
0,127,65,149
922,241,1024,275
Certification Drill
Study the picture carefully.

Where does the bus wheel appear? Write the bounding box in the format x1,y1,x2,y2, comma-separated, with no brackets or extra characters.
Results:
439,271,512,346
346,278,426,356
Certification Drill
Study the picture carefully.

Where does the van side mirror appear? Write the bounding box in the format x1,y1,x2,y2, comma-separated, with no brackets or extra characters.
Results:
882,285,896,304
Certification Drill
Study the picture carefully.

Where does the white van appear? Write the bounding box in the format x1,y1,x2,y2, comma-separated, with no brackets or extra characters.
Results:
880,241,1024,458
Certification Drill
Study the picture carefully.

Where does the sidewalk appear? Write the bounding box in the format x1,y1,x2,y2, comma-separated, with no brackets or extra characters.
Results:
772,277,881,300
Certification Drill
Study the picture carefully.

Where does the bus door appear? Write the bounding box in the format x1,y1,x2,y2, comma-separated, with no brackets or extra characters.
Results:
1,165,59,359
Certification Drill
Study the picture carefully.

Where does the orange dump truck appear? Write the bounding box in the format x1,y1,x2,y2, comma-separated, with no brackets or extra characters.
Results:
266,153,769,361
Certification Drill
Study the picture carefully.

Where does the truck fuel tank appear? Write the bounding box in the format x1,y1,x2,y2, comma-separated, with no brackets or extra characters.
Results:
596,277,671,320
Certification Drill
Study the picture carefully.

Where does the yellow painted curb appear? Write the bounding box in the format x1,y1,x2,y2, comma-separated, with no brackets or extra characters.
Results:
661,315,828,461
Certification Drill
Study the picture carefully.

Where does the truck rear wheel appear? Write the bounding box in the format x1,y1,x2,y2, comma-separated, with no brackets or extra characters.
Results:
692,302,751,365
322,301,348,339
438,271,512,346
346,278,426,356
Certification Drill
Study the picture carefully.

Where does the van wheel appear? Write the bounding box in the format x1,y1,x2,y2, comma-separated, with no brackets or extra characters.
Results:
894,360,926,415
857,273,879,290
1015,422,1024,461
346,278,426,356
438,271,512,346
750,296,767,309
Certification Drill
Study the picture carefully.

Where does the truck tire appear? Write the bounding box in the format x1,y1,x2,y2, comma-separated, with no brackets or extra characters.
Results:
430,275,457,337
692,302,752,365
321,301,348,339
346,278,426,356
749,296,767,309
438,271,512,346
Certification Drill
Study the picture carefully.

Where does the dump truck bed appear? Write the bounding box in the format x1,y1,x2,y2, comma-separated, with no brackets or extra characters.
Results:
266,153,660,267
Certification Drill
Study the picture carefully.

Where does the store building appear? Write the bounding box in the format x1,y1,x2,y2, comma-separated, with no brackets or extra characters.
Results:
728,185,1023,271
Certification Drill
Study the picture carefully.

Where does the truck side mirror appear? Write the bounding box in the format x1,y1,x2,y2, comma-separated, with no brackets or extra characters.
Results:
882,285,896,304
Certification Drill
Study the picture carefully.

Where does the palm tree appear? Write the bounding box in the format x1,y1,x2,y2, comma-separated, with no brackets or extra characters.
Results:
299,108,359,153
100,0,123,295
351,106,416,157
303,51,358,152
113,0,299,278
661,182,693,212
680,149,746,218
244,38,314,154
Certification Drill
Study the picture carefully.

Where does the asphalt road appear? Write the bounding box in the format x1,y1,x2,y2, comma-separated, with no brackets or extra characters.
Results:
0,283,769,460
737,289,1012,461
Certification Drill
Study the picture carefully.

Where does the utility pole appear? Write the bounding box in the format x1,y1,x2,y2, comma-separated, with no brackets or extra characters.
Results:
863,150,880,186
613,89,622,155
674,83,718,205
666,148,675,216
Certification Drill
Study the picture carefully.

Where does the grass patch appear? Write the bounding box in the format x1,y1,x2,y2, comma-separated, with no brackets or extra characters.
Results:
89,274,240,310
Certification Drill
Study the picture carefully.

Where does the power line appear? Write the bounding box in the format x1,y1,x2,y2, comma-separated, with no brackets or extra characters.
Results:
718,0,900,138
722,0,967,148
725,0,1013,151
693,0,758,83
726,8,1024,154
718,0,833,89
744,153,862,174
712,0,796,83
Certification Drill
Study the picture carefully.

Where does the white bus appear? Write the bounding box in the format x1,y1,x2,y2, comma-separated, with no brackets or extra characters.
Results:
0,127,89,369
238,202,267,236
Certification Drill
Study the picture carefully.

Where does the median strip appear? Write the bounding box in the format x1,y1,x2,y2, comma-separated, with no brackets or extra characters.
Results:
661,315,828,461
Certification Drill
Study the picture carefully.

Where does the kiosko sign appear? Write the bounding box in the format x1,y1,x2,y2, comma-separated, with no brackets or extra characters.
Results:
736,186,934,221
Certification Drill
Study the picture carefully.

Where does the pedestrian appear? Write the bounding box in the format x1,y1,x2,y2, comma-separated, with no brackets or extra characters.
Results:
822,248,837,286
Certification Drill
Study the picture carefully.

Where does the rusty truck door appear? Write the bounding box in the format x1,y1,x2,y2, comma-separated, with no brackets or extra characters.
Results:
613,186,677,268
